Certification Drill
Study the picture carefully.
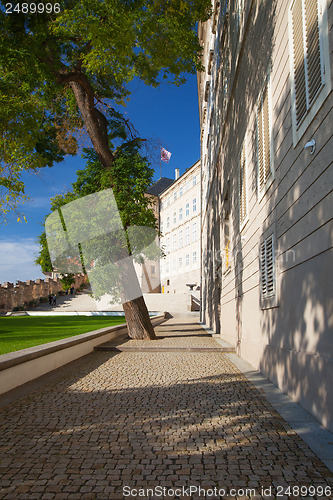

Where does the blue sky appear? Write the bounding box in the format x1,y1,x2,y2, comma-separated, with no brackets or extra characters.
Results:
0,75,201,284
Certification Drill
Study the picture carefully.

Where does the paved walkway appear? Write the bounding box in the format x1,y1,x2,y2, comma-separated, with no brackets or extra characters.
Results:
0,317,332,499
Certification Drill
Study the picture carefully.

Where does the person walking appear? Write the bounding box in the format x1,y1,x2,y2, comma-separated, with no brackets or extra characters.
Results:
52,294,57,306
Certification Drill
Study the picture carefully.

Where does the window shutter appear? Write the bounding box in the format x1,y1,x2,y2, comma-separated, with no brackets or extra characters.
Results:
261,235,275,299
239,141,247,225
258,102,265,191
261,242,267,297
291,0,307,126
290,0,323,129
304,0,322,105
257,77,272,193
265,235,275,296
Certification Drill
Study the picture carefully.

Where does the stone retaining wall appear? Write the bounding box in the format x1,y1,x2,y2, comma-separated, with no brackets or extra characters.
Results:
0,274,87,312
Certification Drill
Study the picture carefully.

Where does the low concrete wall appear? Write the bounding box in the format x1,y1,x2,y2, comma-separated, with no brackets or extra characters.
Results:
0,314,166,395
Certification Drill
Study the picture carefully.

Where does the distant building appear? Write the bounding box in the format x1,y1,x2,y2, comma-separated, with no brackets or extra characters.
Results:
135,191,162,294
158,160,201,294
198,0,333,431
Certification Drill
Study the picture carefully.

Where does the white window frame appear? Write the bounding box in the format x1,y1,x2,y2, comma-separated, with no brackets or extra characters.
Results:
256,70,274,200
179,208,183,221
179,230,183,248
185,254,190,266
185,202,190,217
173,234,177,251
185,226,190,245
193,198,197,212
173,212,176,225
193,251,197,264
192,222,197,241
288,0,331,146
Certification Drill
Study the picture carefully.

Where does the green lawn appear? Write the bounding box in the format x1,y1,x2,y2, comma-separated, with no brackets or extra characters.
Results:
0,315,127,355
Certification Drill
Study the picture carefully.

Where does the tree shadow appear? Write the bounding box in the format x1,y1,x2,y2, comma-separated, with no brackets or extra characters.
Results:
0,350,329,498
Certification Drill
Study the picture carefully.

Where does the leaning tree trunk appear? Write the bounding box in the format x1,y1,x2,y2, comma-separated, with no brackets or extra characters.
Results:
123,296,156,340
63,72,156,340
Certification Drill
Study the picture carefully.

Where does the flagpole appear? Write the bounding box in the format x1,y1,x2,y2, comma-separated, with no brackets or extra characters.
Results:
159,145,162,179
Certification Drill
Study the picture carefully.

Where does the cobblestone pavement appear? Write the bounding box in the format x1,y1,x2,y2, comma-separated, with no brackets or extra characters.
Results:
0,318,332,499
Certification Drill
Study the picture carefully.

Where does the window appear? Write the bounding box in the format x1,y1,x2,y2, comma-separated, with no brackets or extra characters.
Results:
173,234,177,251
185,226,190,245
260,234,275,299
173,212,176,225
179,208,183,220
174,192,177,201
239,140,248,227
192,222,197,241
186,181,190,191
179,257,183,268
166,237,170,254
160,221,164,233
179,230,183,248
173,259,177,271
166,217,170,229
193,198,197,212
185,202,190,216
193,176,197,186
193,251,197,263
185,254,190,266
179,186,183,196
150,265,155,275
288,0,331,145
257,73,274,196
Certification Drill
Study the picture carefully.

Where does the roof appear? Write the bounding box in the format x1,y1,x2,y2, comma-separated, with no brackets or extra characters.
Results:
146,177,174,196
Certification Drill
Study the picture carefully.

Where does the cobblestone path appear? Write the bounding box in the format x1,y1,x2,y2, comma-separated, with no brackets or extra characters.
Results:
0,318,332,499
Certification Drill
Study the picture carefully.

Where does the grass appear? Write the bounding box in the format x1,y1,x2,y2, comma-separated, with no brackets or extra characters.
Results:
0,315,127,355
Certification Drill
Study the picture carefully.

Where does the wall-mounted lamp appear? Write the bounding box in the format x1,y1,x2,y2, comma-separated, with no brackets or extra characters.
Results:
304,139,316,154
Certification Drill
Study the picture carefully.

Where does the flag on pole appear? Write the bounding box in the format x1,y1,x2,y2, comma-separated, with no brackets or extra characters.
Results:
161,147,172,163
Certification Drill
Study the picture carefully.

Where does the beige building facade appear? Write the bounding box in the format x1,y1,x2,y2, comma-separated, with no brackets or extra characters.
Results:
159,161,201,294
198,0,333,431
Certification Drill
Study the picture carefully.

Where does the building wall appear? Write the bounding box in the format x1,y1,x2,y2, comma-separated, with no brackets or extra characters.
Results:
199,0,333,430
159,161,201,293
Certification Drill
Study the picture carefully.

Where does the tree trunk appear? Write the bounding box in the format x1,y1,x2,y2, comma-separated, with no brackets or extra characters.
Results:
123,296,157,340
63,72,156,340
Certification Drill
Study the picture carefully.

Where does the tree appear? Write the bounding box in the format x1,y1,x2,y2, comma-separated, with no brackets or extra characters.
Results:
60,273,75,291
1,0,211,337
36,131,161,339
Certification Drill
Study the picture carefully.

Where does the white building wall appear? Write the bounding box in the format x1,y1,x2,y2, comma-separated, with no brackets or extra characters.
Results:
198,0,333,431
159,161,201,294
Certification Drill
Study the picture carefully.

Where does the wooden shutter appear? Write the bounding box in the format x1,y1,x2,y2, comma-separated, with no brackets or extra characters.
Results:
261,241,267,297
291,0,307,126
261,235,275,299
239,141,247,225
290,0,322,128
265,235,275,296
304,0,322,105
257,77,272,193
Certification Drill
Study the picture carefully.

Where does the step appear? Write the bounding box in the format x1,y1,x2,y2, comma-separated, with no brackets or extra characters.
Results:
94,345,236,353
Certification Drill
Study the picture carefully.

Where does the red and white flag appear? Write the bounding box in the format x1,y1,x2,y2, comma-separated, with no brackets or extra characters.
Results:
161,147,172,163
